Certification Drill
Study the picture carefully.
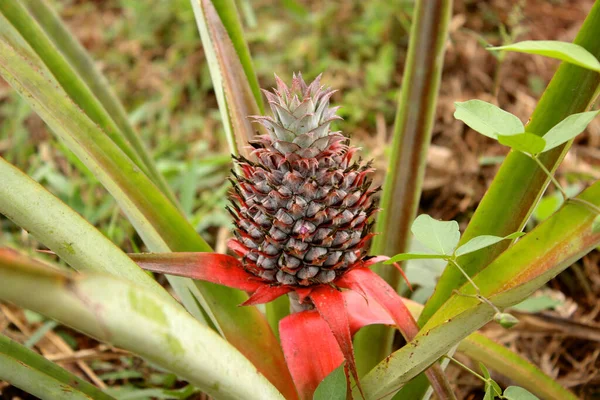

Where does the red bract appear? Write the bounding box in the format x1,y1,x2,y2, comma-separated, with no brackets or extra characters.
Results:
132,251,419,400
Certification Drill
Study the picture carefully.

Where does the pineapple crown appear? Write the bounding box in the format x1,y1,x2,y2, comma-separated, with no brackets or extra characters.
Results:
250,73,343,157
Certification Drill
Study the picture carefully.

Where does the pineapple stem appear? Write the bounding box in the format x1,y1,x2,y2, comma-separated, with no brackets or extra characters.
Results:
288,292,314,313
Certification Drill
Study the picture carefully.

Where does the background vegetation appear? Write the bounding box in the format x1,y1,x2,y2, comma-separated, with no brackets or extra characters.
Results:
1,0,598,398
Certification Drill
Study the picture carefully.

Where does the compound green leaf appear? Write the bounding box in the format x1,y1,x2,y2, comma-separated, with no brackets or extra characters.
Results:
358,182,600,398
455,232,525,257
498,133,546,155
411,214,460,256
454,100,524,139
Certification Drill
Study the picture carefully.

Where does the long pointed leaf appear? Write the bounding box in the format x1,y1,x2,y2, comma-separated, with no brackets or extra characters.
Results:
210,0,264,112
0,250,284,400
0,22,294,398
340,269,455,399
310,286,361,397
280,311,343,400
191,0,265,159
0,333,115,400
0,157,173,303
129,252,262,292
192,0,291,342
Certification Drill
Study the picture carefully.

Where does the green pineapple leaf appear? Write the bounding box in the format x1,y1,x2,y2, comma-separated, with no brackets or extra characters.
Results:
411,214,461,256
542,110,600,152
0,333,115,400
488,40,600,72
454,100,524,139
498,133,546,155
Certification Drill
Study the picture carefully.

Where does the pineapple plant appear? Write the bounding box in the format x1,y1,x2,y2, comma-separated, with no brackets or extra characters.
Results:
134,74,435,399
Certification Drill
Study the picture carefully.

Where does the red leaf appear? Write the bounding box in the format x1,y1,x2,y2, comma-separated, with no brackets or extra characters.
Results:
338,267,419,339
280,311,344,400
342,291,394,334
129,252,264,293
242,284,292,306
310,285,363,398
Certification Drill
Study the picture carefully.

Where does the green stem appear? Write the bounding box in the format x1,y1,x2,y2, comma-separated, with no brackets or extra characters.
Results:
357,0,453,376
531,154,600,215
569,197,600,215
448,259,481,296
444,355,487,384
531,155,568,199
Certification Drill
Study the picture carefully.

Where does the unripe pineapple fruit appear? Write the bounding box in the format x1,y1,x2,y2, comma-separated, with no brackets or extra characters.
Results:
228,73,379,287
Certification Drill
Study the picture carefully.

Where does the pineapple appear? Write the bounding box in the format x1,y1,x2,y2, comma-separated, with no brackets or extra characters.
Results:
228,73,379,287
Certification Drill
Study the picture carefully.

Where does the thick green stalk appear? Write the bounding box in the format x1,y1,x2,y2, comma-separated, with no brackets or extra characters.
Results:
355,0,453,376
19,0,178,206
418,0,600,326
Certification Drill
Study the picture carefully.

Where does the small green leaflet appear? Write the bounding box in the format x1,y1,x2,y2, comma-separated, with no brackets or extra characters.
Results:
542,110,600,152
455,232,525,257
454,100,524,139
479,363,502,400
592,215,600,234
386,253,447,263
313,363,346,400
488,40,600,72
498,133,546,155
411,214,460,256
503,386,540,400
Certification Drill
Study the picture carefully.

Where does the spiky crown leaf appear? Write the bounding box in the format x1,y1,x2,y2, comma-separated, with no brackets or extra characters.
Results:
250,73,343,157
